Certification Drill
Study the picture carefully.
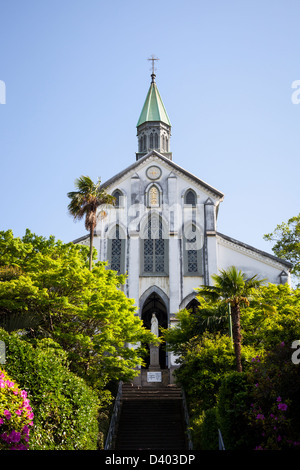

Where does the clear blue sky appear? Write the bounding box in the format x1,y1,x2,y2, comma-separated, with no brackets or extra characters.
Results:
1,0,299,255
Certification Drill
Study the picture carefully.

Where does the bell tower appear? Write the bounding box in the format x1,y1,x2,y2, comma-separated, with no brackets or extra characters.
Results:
136,57,172,161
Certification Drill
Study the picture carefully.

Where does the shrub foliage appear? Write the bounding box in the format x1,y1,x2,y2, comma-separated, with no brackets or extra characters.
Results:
0,367,33,450
0,328,101,450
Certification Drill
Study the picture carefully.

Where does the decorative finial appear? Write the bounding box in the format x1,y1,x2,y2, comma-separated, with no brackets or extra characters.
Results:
148,55,159,82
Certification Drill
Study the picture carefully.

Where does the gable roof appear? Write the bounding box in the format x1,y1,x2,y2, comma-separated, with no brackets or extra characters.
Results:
101,150,224,200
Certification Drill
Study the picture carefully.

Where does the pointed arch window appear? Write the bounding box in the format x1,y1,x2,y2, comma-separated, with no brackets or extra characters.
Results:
141,135,147,151
112,189,123,207
107,225,126,274
148,184,160,208
149,132,159,149
186,298,200,313
150,133,154,148
185,189,196,207
183,224,203,276
142,214,168,275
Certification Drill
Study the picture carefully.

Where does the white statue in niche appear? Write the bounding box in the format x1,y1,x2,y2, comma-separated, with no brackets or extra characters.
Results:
151,313,159,337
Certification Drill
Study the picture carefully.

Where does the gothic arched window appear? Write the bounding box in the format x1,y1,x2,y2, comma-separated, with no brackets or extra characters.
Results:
112,189,122,207
186,298,200,313
142,214,168,275
185,189,196,207
107,225,125,274
149,133,159,149
143,135,147,151
148,185,160,208
183,224,203,276
150,133,154,148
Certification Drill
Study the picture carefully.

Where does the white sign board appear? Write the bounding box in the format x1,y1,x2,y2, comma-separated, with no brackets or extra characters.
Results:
147,371,162,382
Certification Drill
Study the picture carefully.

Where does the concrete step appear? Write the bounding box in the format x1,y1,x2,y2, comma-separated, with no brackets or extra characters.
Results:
114,385,187,450
122,384,182,400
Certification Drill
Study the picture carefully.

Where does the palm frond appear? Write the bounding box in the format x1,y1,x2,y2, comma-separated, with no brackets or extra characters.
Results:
67,175,116,270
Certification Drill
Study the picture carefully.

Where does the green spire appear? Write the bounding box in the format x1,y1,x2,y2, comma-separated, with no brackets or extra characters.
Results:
137,76,171,127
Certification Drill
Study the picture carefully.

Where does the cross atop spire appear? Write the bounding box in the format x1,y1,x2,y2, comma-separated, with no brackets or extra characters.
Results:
148,55,159,82
136,59,172,161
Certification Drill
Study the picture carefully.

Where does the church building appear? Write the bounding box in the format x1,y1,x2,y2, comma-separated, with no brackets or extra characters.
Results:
73,66,292,382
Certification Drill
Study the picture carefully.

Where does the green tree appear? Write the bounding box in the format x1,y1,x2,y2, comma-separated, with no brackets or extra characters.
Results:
173,332,236,412
241,283,300,352
198,266,266,372
67,176,115,270
163,301,229,358
0,230,156,388
264,213,299,284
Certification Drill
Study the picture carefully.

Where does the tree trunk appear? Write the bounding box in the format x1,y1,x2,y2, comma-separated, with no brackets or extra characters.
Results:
231,303,242,372
89,225,95,271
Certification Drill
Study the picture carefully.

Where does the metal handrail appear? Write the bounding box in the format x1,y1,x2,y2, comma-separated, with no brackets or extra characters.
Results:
104,381,123,450
218,428,225,450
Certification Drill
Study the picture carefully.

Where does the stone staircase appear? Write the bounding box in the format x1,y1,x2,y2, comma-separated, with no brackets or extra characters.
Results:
114,383,188,450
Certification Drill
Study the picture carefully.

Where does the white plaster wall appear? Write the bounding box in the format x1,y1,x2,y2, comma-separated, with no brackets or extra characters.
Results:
182,276,203,302
217,238,285,284
139,276,169,301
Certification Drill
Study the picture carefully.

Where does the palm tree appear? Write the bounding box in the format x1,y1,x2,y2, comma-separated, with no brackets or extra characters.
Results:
197,266,266,372
67,176,115,270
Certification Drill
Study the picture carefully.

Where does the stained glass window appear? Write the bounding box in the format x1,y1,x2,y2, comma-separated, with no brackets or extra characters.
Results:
111,226,122,272
186,232,198,273
108,225,125,274
183,225,203,275
149,185,160,207
143,215,167,274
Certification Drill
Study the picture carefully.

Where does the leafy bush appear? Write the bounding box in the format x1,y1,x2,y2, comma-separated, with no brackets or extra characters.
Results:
246,344,300,449
0,328,102,450
174,333,236,413
0,368,33,450
217,371,254,450
192,408,219,450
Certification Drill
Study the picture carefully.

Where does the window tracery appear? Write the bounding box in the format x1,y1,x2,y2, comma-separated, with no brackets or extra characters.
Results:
142,214,168,274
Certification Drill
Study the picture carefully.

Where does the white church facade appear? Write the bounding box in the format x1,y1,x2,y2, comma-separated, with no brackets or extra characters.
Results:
73,70,292,379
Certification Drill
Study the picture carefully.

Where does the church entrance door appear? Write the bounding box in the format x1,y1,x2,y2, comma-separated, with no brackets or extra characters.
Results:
141,292,168,369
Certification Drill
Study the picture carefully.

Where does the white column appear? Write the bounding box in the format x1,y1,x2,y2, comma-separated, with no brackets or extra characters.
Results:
169,234,180,315
204,198,218,285
167,173,180,316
